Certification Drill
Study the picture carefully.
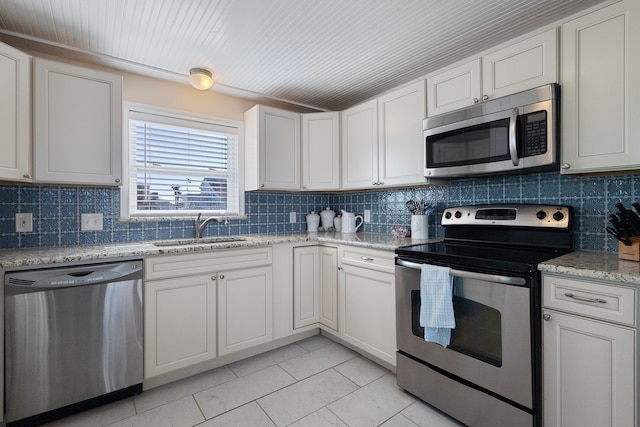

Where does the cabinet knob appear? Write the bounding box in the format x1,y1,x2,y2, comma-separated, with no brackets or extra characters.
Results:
561,163,570,170
543,313,551,321
482,94,489,101
473,98,479,104
211,275,217,280
260,184,265,188
337,266,343,271
115,178,121,184
23,173,31,179
219,274,225,279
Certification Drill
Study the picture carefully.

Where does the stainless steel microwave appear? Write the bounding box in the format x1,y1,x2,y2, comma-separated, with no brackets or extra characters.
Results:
424,84,559,178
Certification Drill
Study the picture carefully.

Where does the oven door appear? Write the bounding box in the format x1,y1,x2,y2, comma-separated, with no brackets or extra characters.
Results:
395,260,534,409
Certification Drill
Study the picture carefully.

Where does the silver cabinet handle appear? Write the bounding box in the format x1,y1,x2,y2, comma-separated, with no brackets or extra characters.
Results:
211,275,216,280
561,163,570,169
23,173,31,179
219,274,225,280
360,256,375,261
564,293,606,304
473,98,479,103
543,313,551,321
337,266,343,271
115,178,121,184
482,94,489,101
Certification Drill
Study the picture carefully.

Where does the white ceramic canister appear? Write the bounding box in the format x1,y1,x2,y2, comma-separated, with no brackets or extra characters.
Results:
320,207,336,230
306,211,320,232
411,214,428,239
333,215,342,232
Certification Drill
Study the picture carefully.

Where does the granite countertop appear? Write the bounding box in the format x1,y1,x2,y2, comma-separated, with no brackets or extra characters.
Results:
539,250,640,286
0,232,428,269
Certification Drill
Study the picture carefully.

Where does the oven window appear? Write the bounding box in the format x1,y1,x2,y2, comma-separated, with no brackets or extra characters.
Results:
411,290,502,367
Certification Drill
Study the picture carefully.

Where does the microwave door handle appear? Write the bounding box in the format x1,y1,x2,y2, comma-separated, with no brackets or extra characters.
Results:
396,260,526,285
509,107,519,166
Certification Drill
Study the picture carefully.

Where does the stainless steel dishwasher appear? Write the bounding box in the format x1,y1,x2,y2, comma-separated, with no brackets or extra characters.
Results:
4,259,143,426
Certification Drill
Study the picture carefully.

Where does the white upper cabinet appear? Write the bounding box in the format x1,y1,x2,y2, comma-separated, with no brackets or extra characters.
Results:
341,99,378,189
33,58,123,186
561,0,640,174
245,105,301,191
0,41,31,182
342,81,427,190
378,80,427,187
427,28,557,116
301,112,340,190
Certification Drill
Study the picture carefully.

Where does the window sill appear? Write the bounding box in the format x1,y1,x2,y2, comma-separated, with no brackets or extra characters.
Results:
117,215,248,223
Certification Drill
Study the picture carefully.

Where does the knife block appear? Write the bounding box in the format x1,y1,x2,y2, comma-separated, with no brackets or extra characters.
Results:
618,237,640,261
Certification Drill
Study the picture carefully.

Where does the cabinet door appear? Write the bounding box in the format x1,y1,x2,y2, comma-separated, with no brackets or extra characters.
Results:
293,246,320,329
244,105,300,190
482,28,557,100
0,42,31,182
339,263,396,366
426,59,481,116
33,58,123,185
378,81,427,187
302,112,340,190
218,266,273,356
144,274,216,378
561,0,640,173
341,99,378,189
319,246,338,331
543,310,635,427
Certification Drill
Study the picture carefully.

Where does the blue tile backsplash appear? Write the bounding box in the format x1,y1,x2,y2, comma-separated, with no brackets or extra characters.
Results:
1,171,638,252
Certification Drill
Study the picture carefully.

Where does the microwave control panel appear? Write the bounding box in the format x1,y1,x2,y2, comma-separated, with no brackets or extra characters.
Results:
522,111,547,157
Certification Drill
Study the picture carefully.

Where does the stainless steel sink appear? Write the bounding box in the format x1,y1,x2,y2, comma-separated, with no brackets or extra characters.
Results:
152,236,247,247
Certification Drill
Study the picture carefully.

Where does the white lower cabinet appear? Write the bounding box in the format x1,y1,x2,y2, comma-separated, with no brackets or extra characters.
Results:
218,266,273,356
144,273,217,378
293,245,338,331
144,248,273,379
339,247,396,367
542,274,637,427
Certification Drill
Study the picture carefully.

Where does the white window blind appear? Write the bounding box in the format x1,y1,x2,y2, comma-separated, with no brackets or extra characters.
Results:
127,109,241,217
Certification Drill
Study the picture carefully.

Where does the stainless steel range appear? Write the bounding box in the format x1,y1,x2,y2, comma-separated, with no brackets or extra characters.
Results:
395,204,573,427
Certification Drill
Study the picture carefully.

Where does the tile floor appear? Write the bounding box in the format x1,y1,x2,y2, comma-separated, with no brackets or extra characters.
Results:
43,335,463,427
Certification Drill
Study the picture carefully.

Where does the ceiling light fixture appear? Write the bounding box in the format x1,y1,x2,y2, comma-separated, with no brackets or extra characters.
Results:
188,68,214,90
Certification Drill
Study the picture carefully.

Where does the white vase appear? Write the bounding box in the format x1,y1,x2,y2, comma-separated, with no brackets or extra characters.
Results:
411,215,428,239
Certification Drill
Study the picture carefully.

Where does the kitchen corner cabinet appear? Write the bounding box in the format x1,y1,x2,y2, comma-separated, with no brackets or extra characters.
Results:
0,41,31,182
245,105,300,191
560,0,640,174
427,28,557,116
293,245,338,331
542,274,636,427
341,80,427,190
339,247,396,367
33,58,123,186
301,112,340,190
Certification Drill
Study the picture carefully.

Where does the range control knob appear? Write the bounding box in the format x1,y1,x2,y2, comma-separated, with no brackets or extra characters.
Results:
444,211,452,219
552,211,565,222
454,211,462,219
536,210,547,220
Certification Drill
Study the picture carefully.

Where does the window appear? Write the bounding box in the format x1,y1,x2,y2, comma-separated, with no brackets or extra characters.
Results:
122,105,243,218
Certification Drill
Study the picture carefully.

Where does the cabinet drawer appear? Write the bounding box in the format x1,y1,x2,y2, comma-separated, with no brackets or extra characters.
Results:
543,275,636,326
145,247,272,280
340,247,394,274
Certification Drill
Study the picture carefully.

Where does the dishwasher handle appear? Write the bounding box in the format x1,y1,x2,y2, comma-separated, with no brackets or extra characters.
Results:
396,259,526,286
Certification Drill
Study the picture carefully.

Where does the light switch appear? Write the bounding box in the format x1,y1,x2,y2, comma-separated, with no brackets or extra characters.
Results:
15,213,33,232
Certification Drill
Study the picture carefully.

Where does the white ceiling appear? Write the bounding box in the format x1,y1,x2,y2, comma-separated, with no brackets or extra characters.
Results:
0,0,609,111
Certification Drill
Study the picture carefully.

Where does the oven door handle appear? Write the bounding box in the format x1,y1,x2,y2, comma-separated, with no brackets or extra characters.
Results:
396,259,526,285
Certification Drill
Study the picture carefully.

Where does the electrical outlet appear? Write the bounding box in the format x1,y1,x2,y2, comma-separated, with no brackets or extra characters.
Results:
364,209,371,222
81,213,103,231
15,213,33,232
289,212,297,223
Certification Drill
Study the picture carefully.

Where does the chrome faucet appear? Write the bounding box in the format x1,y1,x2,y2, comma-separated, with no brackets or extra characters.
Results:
195,213,225,238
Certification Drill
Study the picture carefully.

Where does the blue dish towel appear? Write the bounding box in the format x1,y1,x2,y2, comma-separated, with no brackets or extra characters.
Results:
419,264,455,347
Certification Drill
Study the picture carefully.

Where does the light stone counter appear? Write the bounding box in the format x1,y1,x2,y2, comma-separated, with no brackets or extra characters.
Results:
0,232,428,270
539,250,640,286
